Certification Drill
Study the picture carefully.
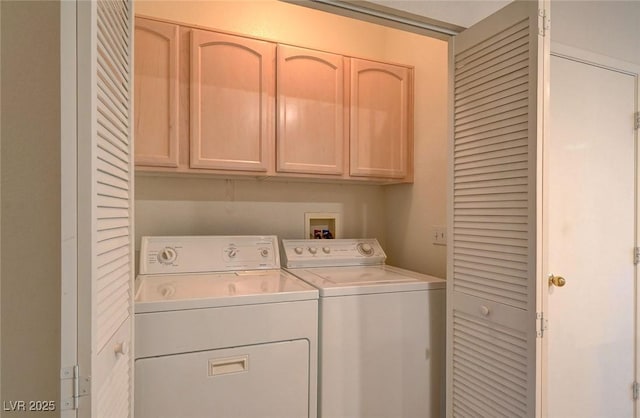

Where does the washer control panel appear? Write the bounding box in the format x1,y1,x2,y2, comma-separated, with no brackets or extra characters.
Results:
139,235,280,275
281,238,386,268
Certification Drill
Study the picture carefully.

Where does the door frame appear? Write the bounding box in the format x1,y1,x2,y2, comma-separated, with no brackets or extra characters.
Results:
541,40,640,417
60,1,79,416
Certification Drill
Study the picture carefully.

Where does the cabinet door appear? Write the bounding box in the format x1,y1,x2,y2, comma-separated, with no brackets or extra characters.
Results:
277,45,346,175
190,30,275,172
134,18,179,167
350,59,412,179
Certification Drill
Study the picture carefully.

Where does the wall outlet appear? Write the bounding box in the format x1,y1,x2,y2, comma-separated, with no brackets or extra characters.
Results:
431,226,447,246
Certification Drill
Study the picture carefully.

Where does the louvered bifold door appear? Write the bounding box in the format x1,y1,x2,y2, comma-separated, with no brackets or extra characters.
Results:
77,0,134,417
447,1,547,417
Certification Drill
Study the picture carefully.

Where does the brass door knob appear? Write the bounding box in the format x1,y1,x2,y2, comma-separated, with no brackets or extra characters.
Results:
548,274,566,287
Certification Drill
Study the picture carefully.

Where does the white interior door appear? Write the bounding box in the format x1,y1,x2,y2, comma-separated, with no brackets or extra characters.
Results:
61,1,134,416
545,53,637,417
448,1,549,416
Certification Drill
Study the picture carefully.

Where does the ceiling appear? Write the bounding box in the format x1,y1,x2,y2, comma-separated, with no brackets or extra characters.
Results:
367,0,512,28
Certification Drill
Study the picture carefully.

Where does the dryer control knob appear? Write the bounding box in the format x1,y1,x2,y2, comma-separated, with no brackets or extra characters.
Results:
260,248,270,258
357,242,374,256
294,247,304,255
322,247,331,254
308,247,318,255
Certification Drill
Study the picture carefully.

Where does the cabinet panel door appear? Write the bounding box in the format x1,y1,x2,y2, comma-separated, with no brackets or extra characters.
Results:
277,45,346,175
134,18,179,167
190,30,275,172
350,59,411,179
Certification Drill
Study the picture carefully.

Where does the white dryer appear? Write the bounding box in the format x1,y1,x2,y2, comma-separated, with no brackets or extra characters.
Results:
281,238,445,418
135,235,318,418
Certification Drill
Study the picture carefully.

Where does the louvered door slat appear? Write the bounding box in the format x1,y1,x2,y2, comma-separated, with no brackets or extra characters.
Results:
98,68,128,110
456,152,529,172
457,43,529,89
454,271,528,294
98,135,130,164
96,39,127,90
455,67,529,102
455,137,529,158
98,99,129,142
96,259,129,293
97,9,127,66
455,192,528,203
455,220,529,232
456,19,529,65
102,0,128,36
456,78,528,109
98,77,128,121
98,53,128,100
455,252,528,271
456,98,527,127
449,2,545,415
97,156,128,181
97,217,129,230
99,182,129,200
457,39,529,86
453,353,527,406
457,60,529,96
456,83,528,114
456,123,528,146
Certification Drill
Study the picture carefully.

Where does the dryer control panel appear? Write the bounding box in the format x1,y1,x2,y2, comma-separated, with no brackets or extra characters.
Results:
139,235,280,275
281,238,386,268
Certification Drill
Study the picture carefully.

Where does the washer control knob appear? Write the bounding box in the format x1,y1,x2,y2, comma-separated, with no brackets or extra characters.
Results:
308,247,318,255
322,247,331,254
294,247,304,255
357,242,374,256
260,248,270,258
157,247,177,264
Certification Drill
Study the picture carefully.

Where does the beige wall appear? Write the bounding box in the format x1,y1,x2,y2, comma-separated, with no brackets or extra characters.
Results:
382,30,448,279
0,1,60,416
134,0,450,277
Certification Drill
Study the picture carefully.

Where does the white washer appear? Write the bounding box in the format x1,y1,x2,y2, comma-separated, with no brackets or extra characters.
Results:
281,238,445,418
135,235,319,418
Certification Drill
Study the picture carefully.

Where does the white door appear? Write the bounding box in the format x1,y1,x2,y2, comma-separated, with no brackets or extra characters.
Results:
544,53,637,417
61,0,134,416
447,0,549,416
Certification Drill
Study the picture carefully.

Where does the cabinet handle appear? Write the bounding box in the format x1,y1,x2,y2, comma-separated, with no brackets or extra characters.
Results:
114,341,129,356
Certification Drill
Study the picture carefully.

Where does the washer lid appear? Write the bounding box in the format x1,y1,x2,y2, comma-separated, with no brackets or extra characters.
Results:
286,265,445,297
135,269,318,313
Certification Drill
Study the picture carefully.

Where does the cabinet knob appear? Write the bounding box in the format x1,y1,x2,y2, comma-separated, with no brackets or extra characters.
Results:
114,341,129,356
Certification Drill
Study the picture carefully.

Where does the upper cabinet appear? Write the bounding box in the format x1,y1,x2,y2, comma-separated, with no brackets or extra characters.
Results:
190,30,275,172
133,17,413,183
349,58,412,180
277,45,347,176
134,18,180,168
